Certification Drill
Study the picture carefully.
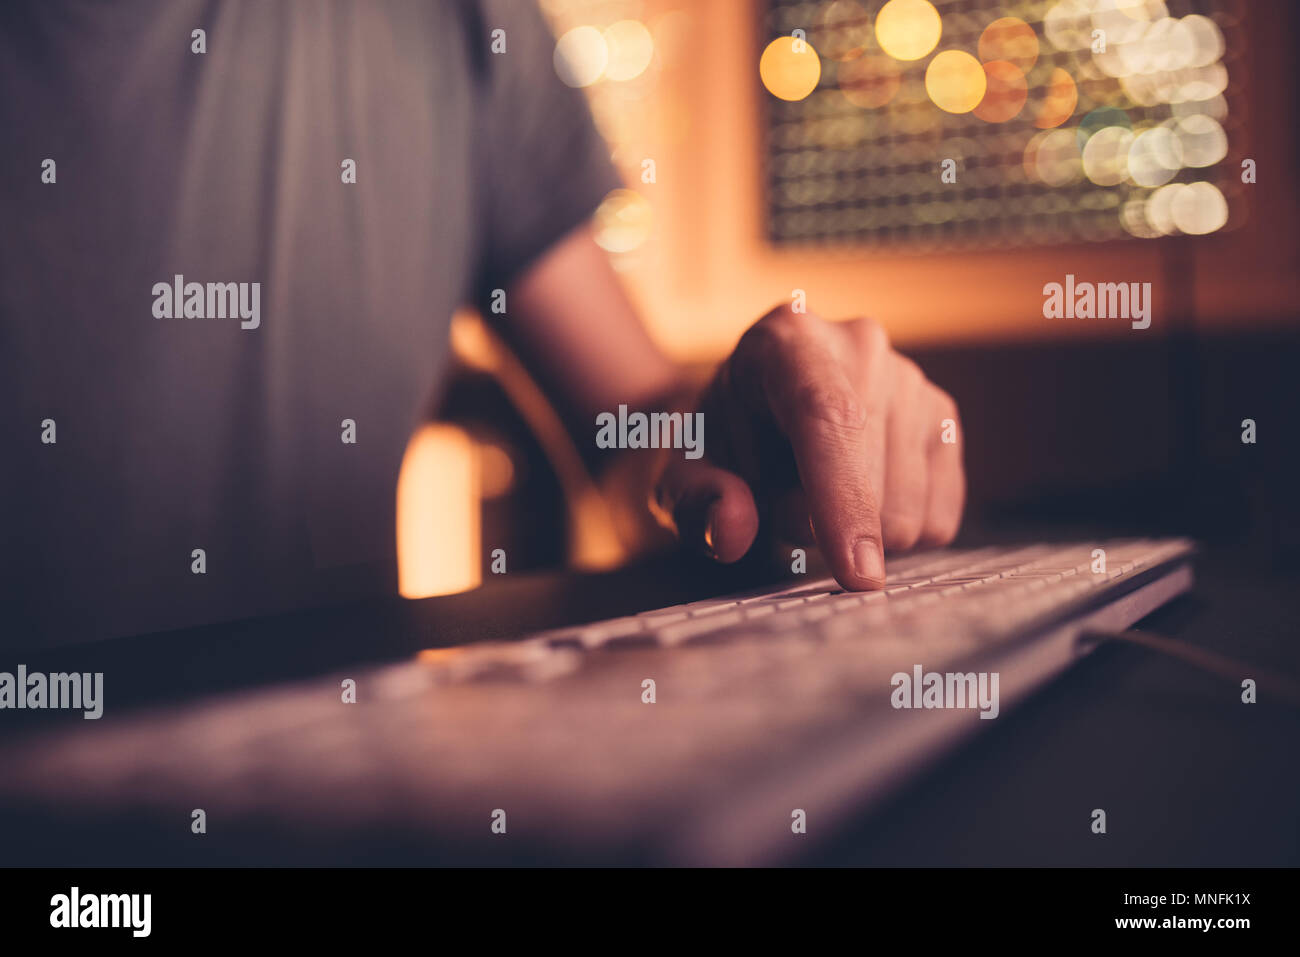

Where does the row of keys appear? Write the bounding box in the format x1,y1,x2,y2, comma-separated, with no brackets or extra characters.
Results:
414,540,1190,681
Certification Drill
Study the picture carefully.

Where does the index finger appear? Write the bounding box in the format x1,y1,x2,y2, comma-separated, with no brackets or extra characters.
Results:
736,320,887,589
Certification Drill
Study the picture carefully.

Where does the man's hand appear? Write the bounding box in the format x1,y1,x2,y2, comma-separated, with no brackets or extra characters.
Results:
505,229,964,589
652,305,965,590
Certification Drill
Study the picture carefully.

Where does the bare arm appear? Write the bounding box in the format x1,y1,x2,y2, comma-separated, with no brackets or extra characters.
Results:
505,223,684,423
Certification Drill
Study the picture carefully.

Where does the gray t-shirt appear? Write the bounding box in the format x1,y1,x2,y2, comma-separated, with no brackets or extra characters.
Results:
0,1,619,647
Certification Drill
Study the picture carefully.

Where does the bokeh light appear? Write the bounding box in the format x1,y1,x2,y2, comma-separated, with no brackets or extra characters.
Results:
1043,0,1093,52
1172,114,1228,167
1172,93,1227,121
1145,182,1184,234
754,0,1238,247
1033,67,1078,129
1171,63,1229,102
760,35,822,101
1115,0,1164,21
1091,0,1150,51
875,0,942,62
1078,106,1131,149
1171,181,1228,234
1027,128,1083,186
978,17,1038,73
1121,197,1161,238
973,59,1028,123
593,189,652,253
925,50,987,114
1141,17,1197,73
1081,125,1134,186
602,20,654,82
554,25,607,88
1181,13,1226,67
1126,126,1182,187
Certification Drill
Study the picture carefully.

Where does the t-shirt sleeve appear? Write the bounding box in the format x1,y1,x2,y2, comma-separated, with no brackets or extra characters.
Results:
471,0,622,301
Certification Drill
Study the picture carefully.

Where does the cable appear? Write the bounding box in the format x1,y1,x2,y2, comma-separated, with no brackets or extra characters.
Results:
1081,629,1300,709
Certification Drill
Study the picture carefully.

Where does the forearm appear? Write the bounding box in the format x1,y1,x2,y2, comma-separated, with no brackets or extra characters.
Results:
503,224,682,424
502,222,707,554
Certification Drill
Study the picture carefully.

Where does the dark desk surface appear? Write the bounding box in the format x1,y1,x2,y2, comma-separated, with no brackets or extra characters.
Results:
821,548,1300,866
3,527,1298,867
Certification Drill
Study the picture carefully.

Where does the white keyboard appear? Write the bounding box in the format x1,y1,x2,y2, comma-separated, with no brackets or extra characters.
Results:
0,539,1195,865
422,538,1196,675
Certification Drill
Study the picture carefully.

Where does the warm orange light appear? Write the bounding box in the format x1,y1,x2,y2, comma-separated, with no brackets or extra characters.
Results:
978,17,1038,73
759,35,822,101
449,311,628,573
396,424,481,598
875,0,942,62
925,50,986,114
973,60,1027,123
1033,67,1078,129
417,647,466,665
478,441,516,499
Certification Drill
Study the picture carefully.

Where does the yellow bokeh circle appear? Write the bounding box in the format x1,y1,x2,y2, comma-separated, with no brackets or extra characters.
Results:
760,35,822,101
925,50,987,114
876,0,942,62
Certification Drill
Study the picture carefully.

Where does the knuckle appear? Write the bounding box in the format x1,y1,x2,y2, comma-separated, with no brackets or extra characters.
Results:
852,316,890,354
894,354,925,390
741,308,815,358
762,302,821,331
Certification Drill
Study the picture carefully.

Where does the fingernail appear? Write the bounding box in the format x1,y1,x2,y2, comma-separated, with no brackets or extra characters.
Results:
853,539,885,584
